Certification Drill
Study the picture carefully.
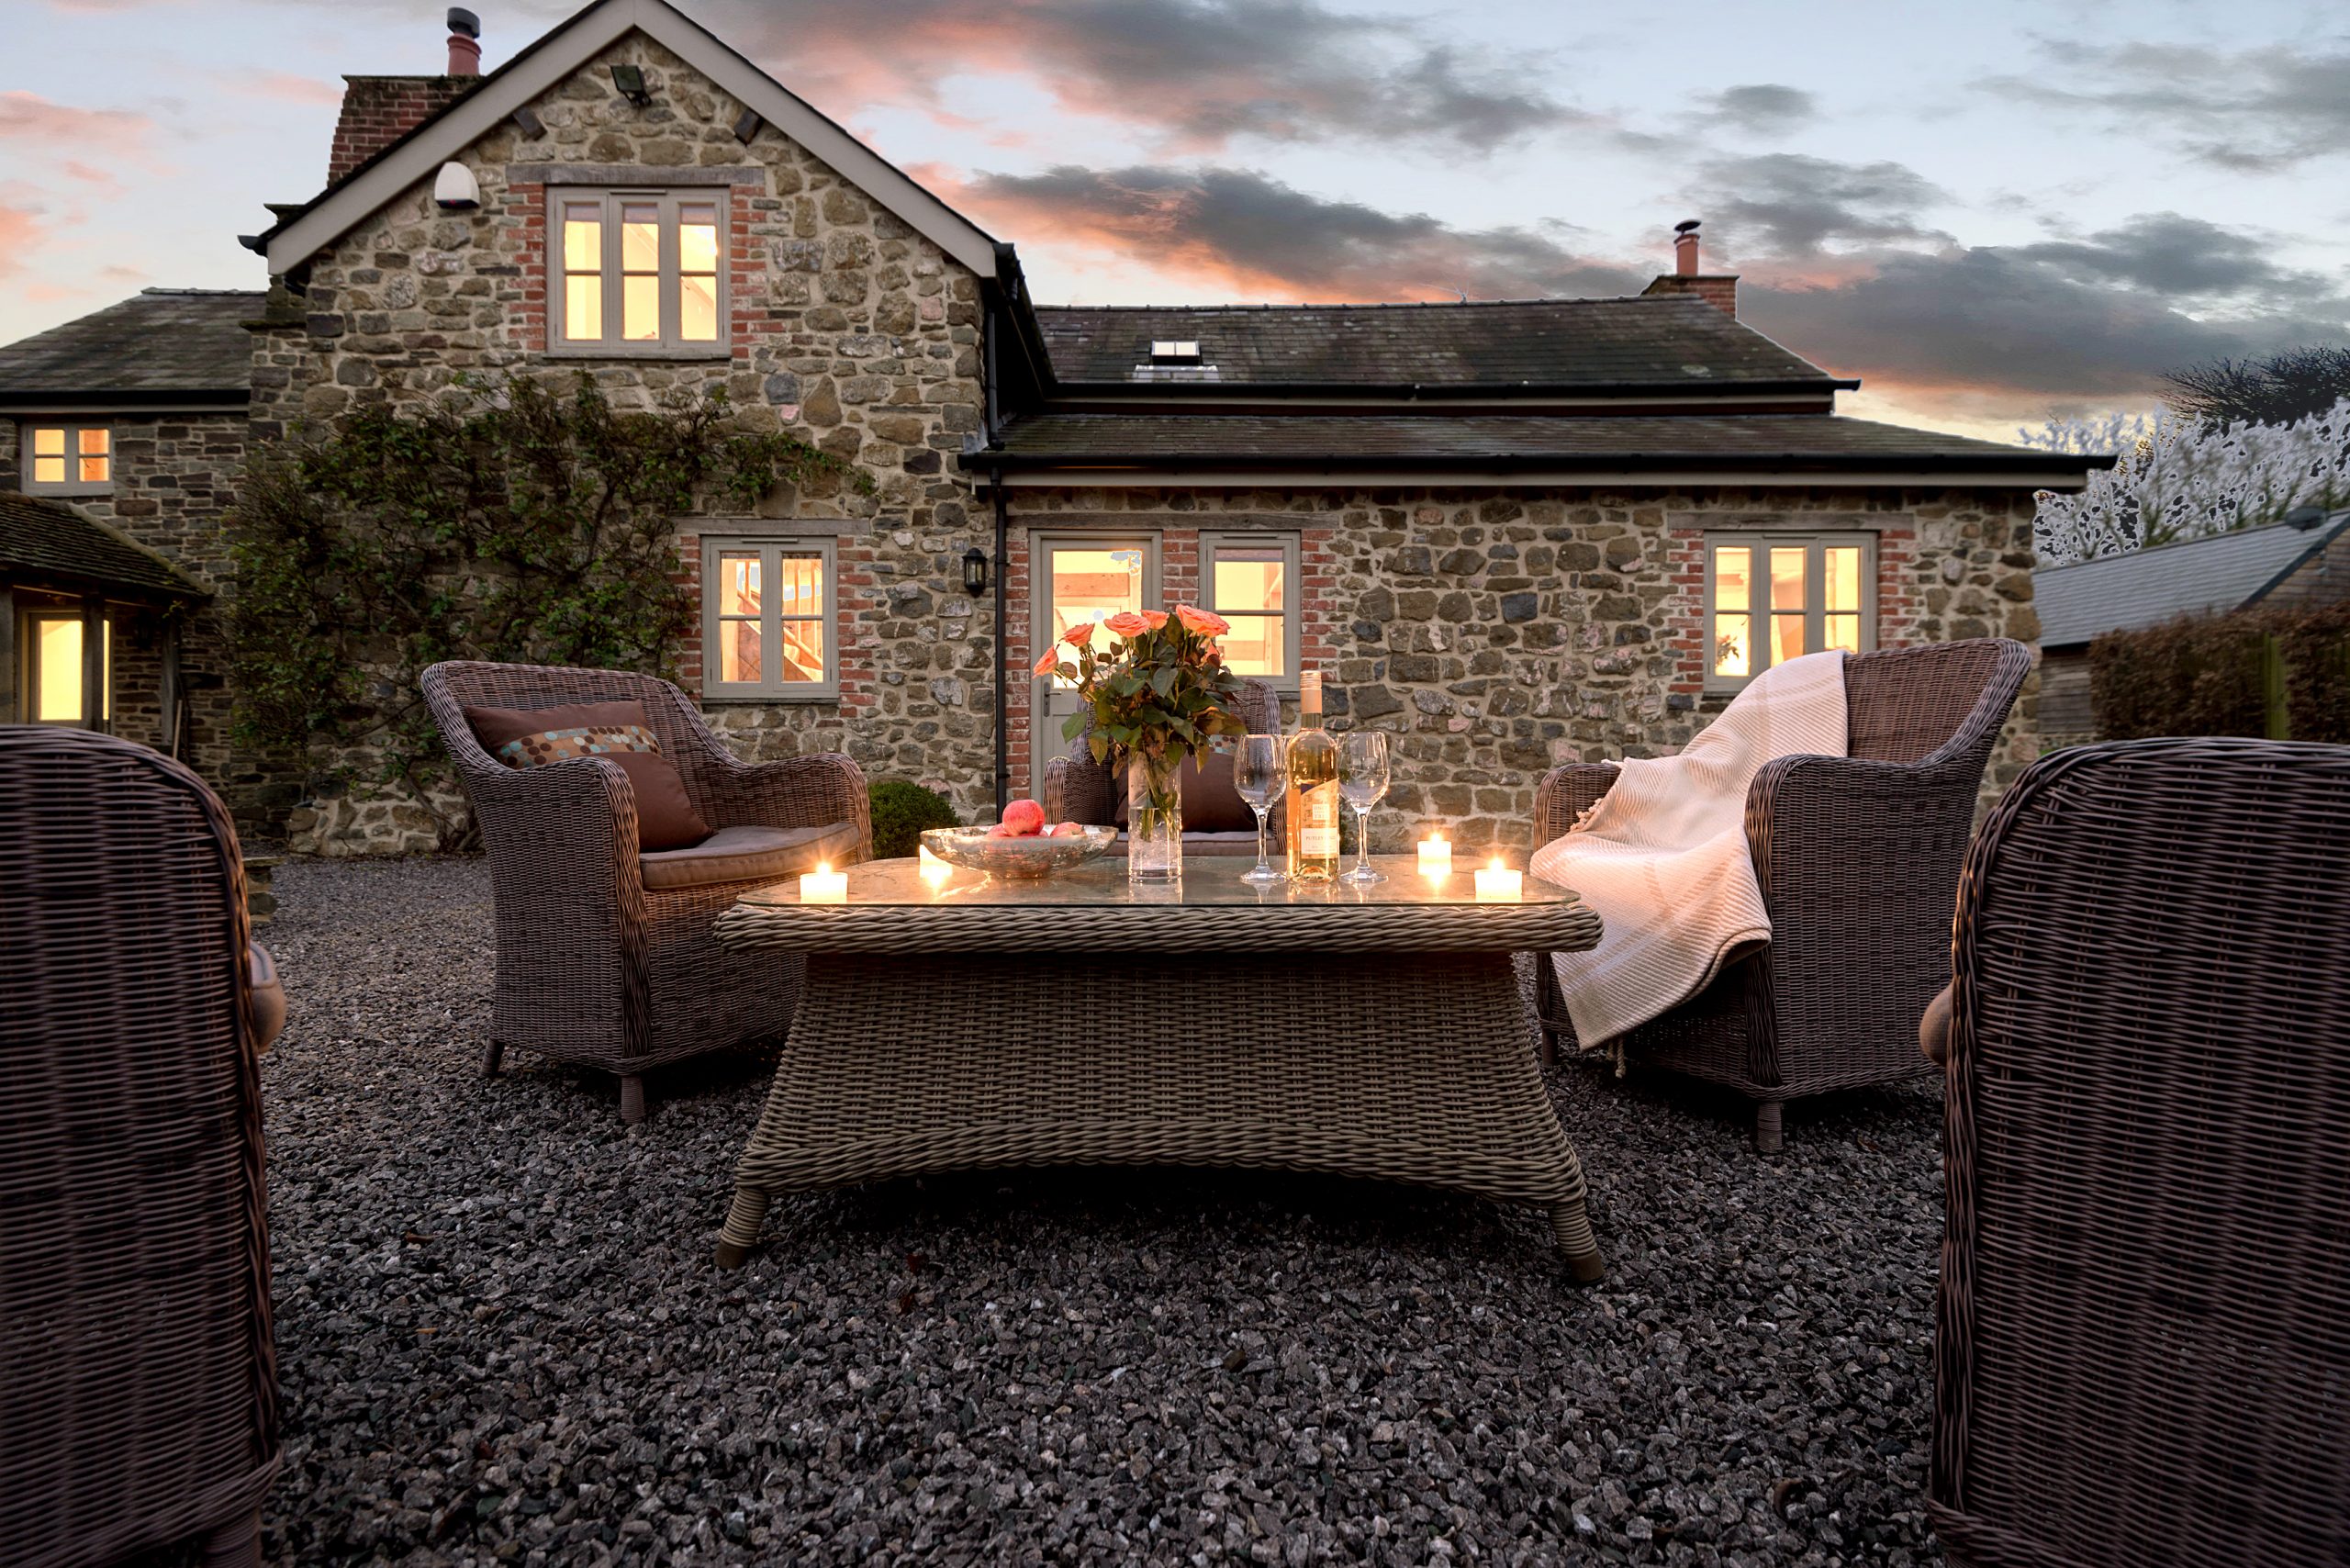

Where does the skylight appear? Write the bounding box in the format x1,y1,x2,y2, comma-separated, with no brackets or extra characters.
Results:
1149,340,1203,362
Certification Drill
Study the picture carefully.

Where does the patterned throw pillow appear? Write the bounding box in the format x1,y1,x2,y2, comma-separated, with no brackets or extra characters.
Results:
463,700,712,852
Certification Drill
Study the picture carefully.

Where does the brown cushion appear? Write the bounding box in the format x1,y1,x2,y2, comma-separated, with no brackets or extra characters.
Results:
638,821,863,890
464,700,711,851
1111,750,1258,834
1107,830,1265,857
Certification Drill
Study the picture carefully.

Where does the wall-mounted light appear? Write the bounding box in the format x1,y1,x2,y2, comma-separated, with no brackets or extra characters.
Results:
432,161,480,211
962,547,990,597
610,63,652,105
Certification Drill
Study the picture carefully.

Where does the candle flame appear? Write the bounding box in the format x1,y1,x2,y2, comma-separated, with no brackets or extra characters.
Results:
816,861,830,875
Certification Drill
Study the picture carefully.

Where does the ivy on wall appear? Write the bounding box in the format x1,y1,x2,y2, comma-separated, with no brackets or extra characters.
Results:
229,373,869,837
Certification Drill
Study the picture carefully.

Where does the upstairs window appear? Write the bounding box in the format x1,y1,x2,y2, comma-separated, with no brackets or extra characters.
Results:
1202,532,1300,689
551,189,726,354
21,422,111,494
701,536,836,700
1705,533,1874,690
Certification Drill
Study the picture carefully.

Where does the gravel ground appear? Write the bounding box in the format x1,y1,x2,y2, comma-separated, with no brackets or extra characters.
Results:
257,857,1948,1567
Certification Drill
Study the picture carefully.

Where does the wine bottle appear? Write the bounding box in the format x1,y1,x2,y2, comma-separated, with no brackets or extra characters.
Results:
1285,669,1340,881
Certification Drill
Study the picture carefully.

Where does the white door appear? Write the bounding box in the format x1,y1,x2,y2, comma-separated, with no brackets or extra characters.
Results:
1030,534,1158,801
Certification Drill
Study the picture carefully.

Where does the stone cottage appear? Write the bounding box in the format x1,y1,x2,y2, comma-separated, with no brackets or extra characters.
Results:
0,0,2102,853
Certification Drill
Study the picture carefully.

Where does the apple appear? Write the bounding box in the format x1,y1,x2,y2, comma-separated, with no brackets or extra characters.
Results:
1002,799,1046,836
1057,822,1085,838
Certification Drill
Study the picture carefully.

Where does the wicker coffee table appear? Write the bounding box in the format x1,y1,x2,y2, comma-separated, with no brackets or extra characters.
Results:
710,856,1608,1279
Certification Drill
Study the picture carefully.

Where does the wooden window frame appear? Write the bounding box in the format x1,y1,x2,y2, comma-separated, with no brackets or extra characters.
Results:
1702,532,1876,693
1200,530,1301,694
547,186,731,359
700,534,837,701
20,420,113,496
17,604,111,727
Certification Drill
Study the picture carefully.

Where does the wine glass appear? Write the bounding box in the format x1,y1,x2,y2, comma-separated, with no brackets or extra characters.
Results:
1233,734,1287,885
1338,731,1391,886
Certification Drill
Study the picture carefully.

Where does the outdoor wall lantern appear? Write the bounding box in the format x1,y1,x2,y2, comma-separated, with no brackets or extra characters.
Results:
610,63,652,105
962,547,990,597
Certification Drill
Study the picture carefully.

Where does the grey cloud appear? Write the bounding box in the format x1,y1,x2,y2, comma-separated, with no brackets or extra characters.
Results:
960,164,1639,300
1984,40,2350,170
1692,153,1951,258
2005,213,2333,300
1699,84,1817,133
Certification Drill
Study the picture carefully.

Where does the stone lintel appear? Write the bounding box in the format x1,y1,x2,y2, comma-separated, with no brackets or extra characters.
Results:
509,163,766,187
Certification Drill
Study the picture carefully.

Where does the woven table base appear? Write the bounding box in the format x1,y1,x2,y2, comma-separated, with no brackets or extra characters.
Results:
716,950,1603,1280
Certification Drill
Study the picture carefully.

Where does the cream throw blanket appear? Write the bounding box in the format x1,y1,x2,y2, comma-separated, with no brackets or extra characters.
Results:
1530,650,1848,1048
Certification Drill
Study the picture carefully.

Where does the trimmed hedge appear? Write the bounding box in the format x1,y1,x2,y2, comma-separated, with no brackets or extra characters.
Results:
867,779,960,859
2089,599,2350,744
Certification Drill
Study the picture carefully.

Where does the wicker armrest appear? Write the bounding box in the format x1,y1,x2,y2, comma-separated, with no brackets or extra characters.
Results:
702,752,870,855
1532,763,1621,848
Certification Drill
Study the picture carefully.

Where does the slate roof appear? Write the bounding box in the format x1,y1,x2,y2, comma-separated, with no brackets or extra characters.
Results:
1031,297,1851,391
2035,512,2350,647
978,412,2110,480
0,491,210,600
0,289,263,407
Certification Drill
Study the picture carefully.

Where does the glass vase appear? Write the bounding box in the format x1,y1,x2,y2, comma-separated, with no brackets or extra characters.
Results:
1127,746,1184,884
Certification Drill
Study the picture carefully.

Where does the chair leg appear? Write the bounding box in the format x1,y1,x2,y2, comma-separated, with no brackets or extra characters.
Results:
1754,1098,1785,1155
482,1041,504,1079
200,1510,263,1568
620,1073,647,1125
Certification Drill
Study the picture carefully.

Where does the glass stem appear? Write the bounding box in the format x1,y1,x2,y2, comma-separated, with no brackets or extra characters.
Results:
1254,805,1270,873
1354,806,1370,874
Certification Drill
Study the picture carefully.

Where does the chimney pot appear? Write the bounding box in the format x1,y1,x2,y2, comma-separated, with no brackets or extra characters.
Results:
1673,220,1701,276
447,7,481,75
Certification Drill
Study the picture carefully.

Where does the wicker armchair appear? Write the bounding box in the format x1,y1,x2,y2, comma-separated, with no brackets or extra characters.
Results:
1,728,281,1568
1922,737,2350,1568
421,661,870,1124
1043,678,1282,855
1532,638,2031,1151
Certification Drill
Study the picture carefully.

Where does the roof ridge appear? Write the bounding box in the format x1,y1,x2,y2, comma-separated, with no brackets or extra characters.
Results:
139,287,269,297
1035,296,1678,314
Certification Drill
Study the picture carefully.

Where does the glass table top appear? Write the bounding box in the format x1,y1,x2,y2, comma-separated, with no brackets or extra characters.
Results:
740,854,1577,909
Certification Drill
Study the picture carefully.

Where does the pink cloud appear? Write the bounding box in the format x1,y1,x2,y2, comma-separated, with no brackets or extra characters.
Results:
58,160,127,196
218,69,346,107
0,92,151,152
0,207,44,279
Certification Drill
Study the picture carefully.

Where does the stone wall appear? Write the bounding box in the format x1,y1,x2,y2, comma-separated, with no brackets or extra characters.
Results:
251,33,993,854
1005,484,2041,850
0,408,284,830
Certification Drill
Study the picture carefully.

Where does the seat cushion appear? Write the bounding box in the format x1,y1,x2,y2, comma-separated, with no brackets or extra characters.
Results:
1111,750,1258,833
464,699,711,851
639,821,863,890
1106,829,1266,857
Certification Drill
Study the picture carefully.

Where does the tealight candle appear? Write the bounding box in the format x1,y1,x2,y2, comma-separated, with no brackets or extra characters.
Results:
918,845,950,886
1417,834,1452,877
1473,859,1523,902
800,861,848,902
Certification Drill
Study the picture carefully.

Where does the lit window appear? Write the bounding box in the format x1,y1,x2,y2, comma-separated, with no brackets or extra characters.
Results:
701,535,835,700
1202,532,1300,688
1707,533,1874,689
21,422,111,494
1149,340,1202,362
552,189,726,353
21,609,111,725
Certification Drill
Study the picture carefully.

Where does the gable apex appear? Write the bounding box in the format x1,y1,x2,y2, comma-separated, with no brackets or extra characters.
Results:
261,0,1001,280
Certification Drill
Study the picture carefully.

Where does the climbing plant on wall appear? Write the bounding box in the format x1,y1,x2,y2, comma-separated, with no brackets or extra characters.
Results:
229,373,868,841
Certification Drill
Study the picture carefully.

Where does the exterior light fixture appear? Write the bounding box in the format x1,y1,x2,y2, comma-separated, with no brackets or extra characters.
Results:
962,547,990,597
432,161,481,211
610,63,651,105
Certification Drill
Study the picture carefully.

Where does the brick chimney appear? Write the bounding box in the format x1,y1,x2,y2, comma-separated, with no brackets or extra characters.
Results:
1641,219,1739,318
324,9,484,185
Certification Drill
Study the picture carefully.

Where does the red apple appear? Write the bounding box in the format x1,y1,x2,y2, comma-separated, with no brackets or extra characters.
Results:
1057,822,1086,838
1002,799,1046,836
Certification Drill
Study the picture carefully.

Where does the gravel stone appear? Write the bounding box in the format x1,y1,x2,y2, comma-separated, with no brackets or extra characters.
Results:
254,857,1951,1565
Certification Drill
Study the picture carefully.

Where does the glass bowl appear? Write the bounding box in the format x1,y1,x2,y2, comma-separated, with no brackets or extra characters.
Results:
920,824,1118,879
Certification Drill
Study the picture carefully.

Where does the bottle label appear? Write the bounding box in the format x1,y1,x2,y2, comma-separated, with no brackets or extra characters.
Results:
1302,785,1337,857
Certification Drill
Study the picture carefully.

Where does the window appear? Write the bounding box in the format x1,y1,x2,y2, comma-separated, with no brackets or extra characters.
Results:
1149,340,1202,362
1202,532,1300,689
21,422,111,494
1705,533,1874,689
550,189,726,354
19,609,110,725
701,536,835,700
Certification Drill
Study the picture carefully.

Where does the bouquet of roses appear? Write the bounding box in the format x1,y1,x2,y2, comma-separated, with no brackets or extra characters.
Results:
1035,604,1248,770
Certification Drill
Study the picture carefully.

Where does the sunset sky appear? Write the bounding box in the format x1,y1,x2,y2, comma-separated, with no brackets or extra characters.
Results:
5,0,2344,438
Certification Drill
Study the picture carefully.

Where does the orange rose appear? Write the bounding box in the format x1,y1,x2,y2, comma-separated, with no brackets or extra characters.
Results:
1140,610,1169,631
1032,649,1063,677
1175,604,1230,636
1102,611,1150,637
1060,621,1097,647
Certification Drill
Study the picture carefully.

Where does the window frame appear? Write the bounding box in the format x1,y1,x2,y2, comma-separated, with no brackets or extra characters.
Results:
19,420,113,495
1200,530,1302,694
546,186,732,359
699,534,839,701
17,606,111,726
1701,532,1876,693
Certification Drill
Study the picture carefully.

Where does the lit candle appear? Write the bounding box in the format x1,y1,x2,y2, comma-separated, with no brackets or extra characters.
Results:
1417,834,1452,877
1473,858,1523,902
918,845,950,886
800,861,848,902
